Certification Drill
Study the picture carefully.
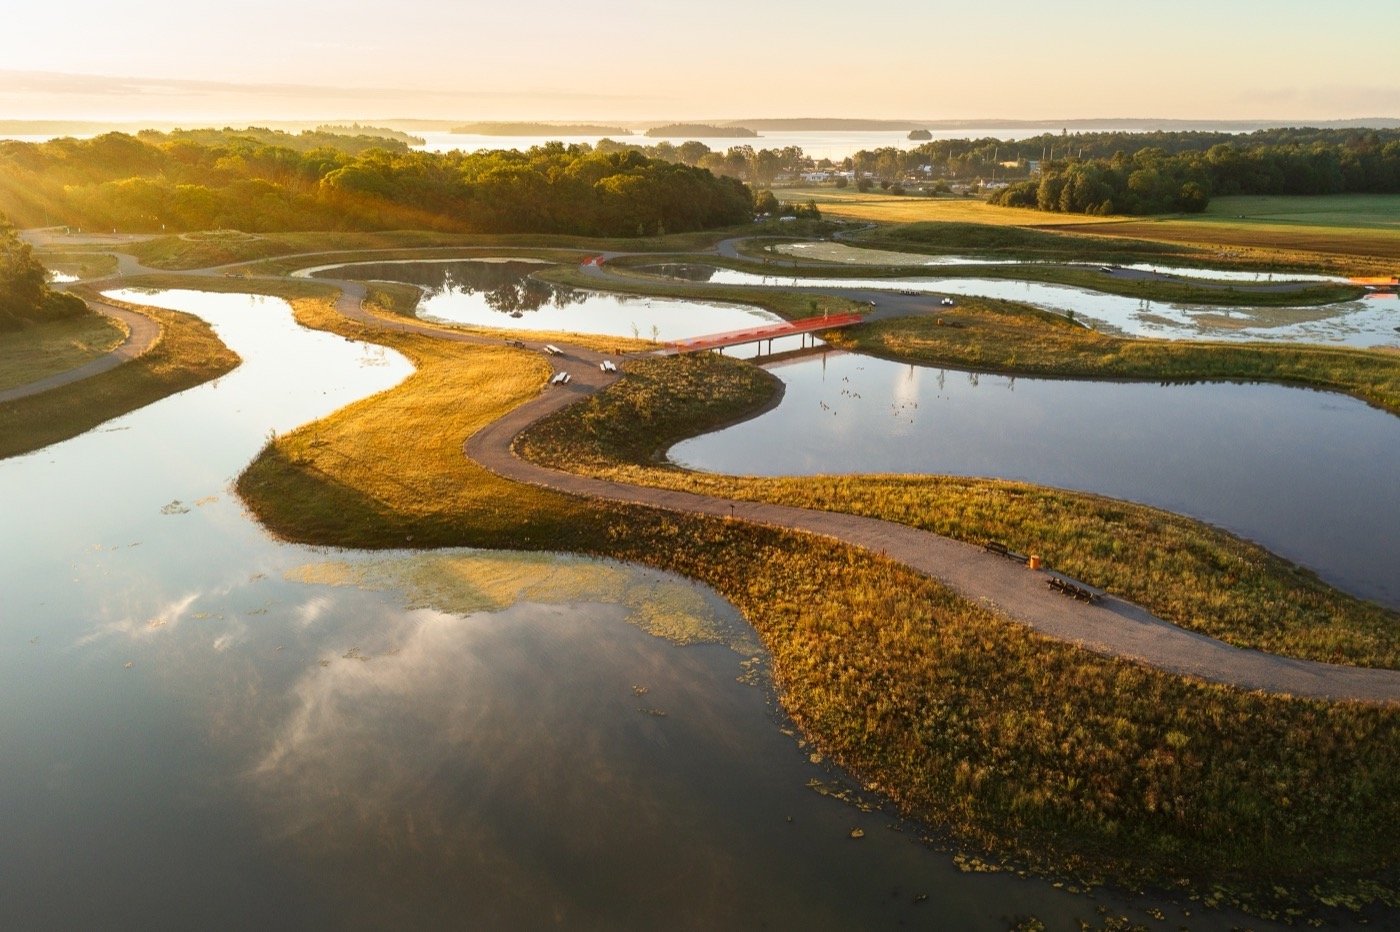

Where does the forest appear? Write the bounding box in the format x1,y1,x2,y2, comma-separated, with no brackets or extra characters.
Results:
0,134,755,236
989,136,1400,215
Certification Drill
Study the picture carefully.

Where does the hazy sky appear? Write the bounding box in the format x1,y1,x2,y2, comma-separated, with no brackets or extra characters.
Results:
2,0,1397,123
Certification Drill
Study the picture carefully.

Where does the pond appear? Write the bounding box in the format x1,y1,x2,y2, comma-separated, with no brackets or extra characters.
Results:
0,289,1251,927
647,264,1400,347
670,352,1400,610
775,242,1351,283
302,258,785,343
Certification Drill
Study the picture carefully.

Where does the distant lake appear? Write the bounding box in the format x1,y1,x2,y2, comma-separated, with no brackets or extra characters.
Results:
412,126,1193,161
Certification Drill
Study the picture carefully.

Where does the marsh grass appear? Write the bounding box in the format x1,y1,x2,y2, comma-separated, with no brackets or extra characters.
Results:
825,299,1400,415
609,247,1365,308
517,352,1400,669
235,294,1400,917
125,228,753,271
0,298,239,458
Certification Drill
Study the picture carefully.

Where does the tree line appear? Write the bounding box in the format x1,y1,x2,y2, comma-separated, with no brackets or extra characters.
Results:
989,136,1400,215
0,135,755,236
0,218,86,330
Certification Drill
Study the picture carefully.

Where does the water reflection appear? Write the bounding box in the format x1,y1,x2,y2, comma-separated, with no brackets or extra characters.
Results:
305,258,785,341
672,352,1400,609
648,264,1400,348
775,242,1350,282
0,288,1308,929
308,257,583,316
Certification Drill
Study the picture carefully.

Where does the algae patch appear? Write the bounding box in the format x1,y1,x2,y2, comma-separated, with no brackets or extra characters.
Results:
286,550,760,653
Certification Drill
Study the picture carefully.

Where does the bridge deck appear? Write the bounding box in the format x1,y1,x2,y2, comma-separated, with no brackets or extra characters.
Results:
664,312,865,354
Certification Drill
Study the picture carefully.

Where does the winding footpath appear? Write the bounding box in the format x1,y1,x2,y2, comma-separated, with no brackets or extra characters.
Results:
0,294,161,403
462,339,1400,705
24,245,1400,703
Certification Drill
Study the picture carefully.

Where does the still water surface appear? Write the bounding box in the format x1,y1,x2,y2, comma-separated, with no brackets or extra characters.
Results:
653,264,1400,347
306,258,784,342
0,288,1258,927
671,352,1400,609
776,241,1353,283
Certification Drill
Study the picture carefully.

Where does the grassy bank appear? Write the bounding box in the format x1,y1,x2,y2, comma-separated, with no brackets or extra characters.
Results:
0,298,239,458
776,188,1400,272
517,352,1400,669
235,294,1400,919
825,298,1400,415
611,248,1365,308
539,264,866,321
124,227,753,271
0,312,125,391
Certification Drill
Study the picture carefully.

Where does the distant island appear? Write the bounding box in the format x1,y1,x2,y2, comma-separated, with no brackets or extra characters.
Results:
316,123,425,145
645,124,758,138
451,122,631,136
907,129,932,140
721,118,924,131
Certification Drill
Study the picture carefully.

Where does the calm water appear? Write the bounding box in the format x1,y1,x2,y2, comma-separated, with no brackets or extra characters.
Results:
305,258,784,342
0,288,1252,928
671,352,1400,609
652,264,1400,347
411,126,1229,161
776,242,1351,283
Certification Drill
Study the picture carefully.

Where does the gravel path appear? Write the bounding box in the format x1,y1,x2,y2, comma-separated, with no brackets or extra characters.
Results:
0,296,161,403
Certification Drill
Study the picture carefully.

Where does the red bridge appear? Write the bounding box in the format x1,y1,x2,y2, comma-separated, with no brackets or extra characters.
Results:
664,312,866,355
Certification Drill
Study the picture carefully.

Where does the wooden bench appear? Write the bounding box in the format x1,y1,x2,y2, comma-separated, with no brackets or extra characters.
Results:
982,540,1029,565
1045,574,1103,603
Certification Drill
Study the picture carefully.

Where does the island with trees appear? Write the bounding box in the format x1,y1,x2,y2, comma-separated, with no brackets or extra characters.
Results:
451,122,632,136
645,123,758,138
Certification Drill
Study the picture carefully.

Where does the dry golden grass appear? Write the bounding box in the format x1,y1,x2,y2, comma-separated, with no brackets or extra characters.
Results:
0,313,126,390
775,187,1119,226
0,301,239,459
236,300,1400,917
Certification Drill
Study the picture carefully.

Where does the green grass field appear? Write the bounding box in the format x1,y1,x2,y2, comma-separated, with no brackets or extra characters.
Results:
778,185,1400,272
1048,195,1400,270
774,186,1109,227
1197,194,1400,230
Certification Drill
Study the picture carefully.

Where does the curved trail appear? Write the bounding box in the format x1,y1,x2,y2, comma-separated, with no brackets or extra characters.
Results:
0,295,161,403
38,248,1400,702
306,279,1400,704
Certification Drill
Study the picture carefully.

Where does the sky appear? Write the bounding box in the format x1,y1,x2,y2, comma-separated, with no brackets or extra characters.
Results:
2,0,1398,124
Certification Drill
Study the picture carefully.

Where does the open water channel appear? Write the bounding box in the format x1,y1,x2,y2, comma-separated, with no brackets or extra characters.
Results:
1,287,1276,928
648,263,1400,347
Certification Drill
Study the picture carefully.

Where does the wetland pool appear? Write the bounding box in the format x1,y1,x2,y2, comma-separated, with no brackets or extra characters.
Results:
0,288,1261,928
302,258,785,343
650,264,1399,347
775,241,1352,283
671,352,1400,610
